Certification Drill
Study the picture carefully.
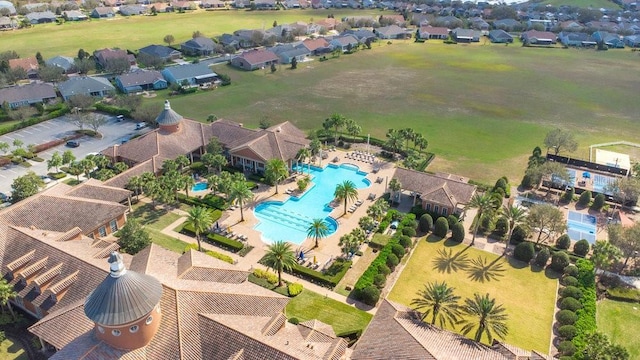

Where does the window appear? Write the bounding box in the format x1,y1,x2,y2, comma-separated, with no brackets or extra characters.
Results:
434,205,439,214
442,208,448,216
425,203,431,211
98,226,107,237
109,219,118,233
97,326,105,334
112,329,121,336
145,316,153,325
129,325,139,333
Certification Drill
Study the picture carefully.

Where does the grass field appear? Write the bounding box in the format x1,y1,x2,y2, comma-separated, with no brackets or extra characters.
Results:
0,337,28,360
129,202,189,253
596,299,640,359
285,289,372,335
388,236,557,354
541,0,618,8
2,9,392,58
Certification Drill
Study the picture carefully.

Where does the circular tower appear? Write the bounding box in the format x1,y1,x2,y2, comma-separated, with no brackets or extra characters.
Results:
155,100,183,133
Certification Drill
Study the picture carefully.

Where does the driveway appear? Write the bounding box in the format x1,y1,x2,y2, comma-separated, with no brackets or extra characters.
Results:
0,114,151,195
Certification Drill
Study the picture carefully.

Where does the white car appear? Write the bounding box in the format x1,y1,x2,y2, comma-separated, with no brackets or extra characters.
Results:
135,122,148,130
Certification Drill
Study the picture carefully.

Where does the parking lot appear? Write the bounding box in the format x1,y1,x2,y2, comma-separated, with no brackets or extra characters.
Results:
0,114,151,195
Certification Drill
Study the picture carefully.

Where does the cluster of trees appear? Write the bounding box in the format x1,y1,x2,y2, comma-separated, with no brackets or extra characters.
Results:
411,282,508,343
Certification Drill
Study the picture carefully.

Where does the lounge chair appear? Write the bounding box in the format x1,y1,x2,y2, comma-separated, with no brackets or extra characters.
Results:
368,193,376,201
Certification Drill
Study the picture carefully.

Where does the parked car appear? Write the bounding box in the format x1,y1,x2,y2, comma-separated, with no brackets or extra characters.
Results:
116,115,125,121
40,175,52,184
135,122,148,130
0,193,8,202
66,140,80,148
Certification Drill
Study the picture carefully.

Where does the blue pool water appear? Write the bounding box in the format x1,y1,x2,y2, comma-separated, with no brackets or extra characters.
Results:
254,164,370,244
192,182,208,192
566,211,596,244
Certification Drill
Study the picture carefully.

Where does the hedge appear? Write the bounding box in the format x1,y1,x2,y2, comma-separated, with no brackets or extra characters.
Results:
287,259,351,288
177,193,227,211
606,287,640,303
183,243,234,264
556,310,578,326
353,238,397,294
571,259,596,353
95,102,131,117
181,223,243,252
287,283,303,297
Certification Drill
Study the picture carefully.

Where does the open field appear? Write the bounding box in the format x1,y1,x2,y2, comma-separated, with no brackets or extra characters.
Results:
541,0,619,8
144,41,640,183
597,299,640,359
388,236,557,354
1,9,391,58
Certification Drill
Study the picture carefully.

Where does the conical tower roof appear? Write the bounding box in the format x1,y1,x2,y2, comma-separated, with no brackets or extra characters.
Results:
84,252,162,326
155,100,183,127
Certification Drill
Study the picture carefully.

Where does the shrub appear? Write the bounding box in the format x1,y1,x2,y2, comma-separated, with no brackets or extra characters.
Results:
391,243,405,259
373,273,386,288
378,264,391,276
354,240,396,294
419,213,433,232
562,276,578,287
479,214,494,233
558,325,577,340
561,286,583,300
446,215,459,229
560,297,583,311
564,264,579,277
556,234,571,250
386,253,399,269
573,239,590,256
287,283,303,297
359,285,380,306
433,217,449,238
514,242,535,262
591,193,605,211
551,251,570,272
556,310,578,325
253,268,278,284
534,247,551,266
562,187,574,203
204,250,234,264
494,217,509,238
558,340,576,356
510,225,527,245
450,222,465,243
288,317,299,325
577,190,591,207
398,235,412,248
402,226,416,237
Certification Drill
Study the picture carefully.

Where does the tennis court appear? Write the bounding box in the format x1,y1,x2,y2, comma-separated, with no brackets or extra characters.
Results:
566,211,597,243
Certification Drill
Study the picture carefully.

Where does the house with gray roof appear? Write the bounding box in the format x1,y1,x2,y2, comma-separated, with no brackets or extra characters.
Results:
115,69,167,94
493,18,522,31
489,29,513,43
0,0,16,15
592,31,624,48
343,29,377,43
452,28,481,42
62,10,88,21
559,32,597,47
329,34,359,52
90,7,115,18
45,55,76,73
58,76,116,100
181,36,216,56
520,30,557,45
161,63,218,86
119,4,147,15
0,16,16,29
230,49,279,70
624,34,640,47
375,24,410,39
138,44,182,62
0,83,57,109
25,11,56,24
418,25,449,40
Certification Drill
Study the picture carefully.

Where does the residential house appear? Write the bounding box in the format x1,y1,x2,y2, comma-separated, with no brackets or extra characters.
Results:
452,28,481,42
200,0,225,8
379,14,405,25
230,49,279,70
302,37,331,54
470,16,490,31
390,167,476,216
521,30,557,45
418,25,449,40
181,36,216,56
624,34,640,47
115,69,167,94
171,0,195,10
592,31,624,48
90,7,115,18
0,83,57,109
94,48,135,69
559,20,584,31
218,33,244,49
274,46,310,64
25,11,56,24
489,29,514,43
8,57,39,79
528,19,554,31
119,4,147,15
255,0,276,8
62,10,88,21
343,29,377,43
0,1,16,15
233,0,250,8
58,76,116,100
435,15,463,28
45,55,76,73
329,34,359,52
160,63,218,86
587,21,621,32
149,2,171,12
558,31,597,47
138,44,182,62
375,24,410,39
0,16,16,29
493,18,522,31
315,17,339,31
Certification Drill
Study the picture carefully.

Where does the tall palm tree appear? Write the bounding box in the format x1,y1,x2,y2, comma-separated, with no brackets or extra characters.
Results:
185,206,214,251
385,129,403,158
263,240,297,287
334,180,359,215
228,180,254,222
458,293,509,343
465,193,498,245
0,279,16,320
307,218,329,248
79,157,95,179
182,174,196,198
389,178,402,204
126,175,144,201
265,158,289,194
296,148,311,174
411,281,461,329
501,205,527,254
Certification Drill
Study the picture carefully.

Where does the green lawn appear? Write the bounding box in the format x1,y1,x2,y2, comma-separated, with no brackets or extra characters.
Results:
597,299,640,359
388,236,557,354
542,0,618,8
0,337,28,360
129,202,189,253
285,289,372,336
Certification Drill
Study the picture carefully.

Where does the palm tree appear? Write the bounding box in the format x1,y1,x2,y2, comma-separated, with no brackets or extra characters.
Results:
79,157,95,179
265,158,289,194
334,180,359,215
182,174,196,198
126,175,144,201
501,205,527,254
185,206,214,251
465,193,498,245
389,178,402,204
0,278,17,320
399,127,415,151
385,129,403,158
307,218,329,248
296,148,311,174
411,281,461,329
263,240,297,287
228,180,254,222
458,293,509,343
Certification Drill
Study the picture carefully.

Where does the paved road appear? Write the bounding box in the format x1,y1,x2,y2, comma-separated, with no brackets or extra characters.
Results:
0,114,151,195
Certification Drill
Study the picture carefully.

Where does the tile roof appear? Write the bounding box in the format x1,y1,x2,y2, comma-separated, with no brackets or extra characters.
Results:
227,121,310,163
102,159,156,189
8,57,39,72
303,37,330,51
392,168,476,208
66,179,131,203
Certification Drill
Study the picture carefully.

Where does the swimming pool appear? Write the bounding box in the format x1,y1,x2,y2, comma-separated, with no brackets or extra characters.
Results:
566,211,596,244
192,182,208,192
254,163,370,244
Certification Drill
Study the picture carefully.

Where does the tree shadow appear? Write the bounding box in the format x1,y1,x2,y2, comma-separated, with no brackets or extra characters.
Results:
507,257,529,269
426,234,443,243
530,264,545,273
131,203,167,226
466,256,506,283
544,267,562,280
432,247,470,274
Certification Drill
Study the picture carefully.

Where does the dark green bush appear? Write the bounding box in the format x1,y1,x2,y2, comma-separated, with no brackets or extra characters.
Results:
402,226,416,237
434,217,449,238
514,242,535,262
95,102,131,117
562,276,578,287
551,251,571,272
494,217,509,238
573,239,590,257
378,264,391,276
510,225,528,245
419,213,433,232
564,264,579,277
377,220,390,233
397,235,412,249
479,213,494,233
359,285,380,306
373,273,386,288
288,317,299,325
562,187,575,203
561,286,583,300
591,193,605,210
556,234,571,250
353,239,396,294
556,310,577,325
446,215,459,229
572,260,596,352
450,222,465,243
535,247,551,266
558,340,576,356
577,190,591,207
386,253,399,269
558,325,577,340
391,244,405,259
560,297,583,311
